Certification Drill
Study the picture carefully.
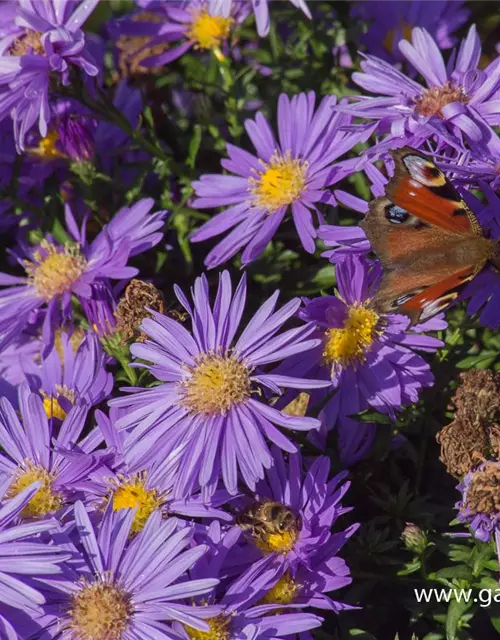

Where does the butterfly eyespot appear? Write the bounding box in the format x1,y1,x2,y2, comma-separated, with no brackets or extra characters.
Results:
385,204,409,224
402,154,446,187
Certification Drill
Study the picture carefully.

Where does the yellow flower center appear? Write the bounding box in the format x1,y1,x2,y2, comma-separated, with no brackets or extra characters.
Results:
185,616,231,640
260,572,301,605
42,385,76,420
323,304,380,367
6,463,63,518
180,353,251,415
25,240,87,301
28,130,66,160
68,578,132,640
110,474,162,535
250,151,308,213
186,9,233,50
382,21,413,53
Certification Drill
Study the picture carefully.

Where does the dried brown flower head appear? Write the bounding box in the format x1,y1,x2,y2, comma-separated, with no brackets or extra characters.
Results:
436,370,500,478
114,279,165,342
453,369,500,426
462,461,500,518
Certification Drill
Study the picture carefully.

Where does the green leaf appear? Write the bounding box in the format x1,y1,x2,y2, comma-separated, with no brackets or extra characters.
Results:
186,124,203,169
312,265,336,289
397,558,421,576
456,352,498,369
349,631,378,640
434,566,474,581
446,597,472,640
51,216,72,245
355,410,393,425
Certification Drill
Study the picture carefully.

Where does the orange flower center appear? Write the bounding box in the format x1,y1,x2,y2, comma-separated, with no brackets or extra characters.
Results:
415,81,469,118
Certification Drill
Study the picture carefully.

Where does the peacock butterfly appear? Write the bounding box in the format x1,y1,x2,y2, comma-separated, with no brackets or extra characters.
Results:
360,147,500,323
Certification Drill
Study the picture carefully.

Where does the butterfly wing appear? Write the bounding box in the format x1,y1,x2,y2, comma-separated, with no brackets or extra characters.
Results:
387,148,483,236
371,259,475,322
361,148,488,323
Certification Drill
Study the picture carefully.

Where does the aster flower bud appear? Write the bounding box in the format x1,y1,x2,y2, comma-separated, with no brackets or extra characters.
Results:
401,522,427,555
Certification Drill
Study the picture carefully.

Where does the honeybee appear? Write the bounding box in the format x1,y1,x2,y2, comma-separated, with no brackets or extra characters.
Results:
236,501,302,545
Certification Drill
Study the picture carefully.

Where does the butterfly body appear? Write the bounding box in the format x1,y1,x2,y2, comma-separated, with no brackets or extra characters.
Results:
361,147,500,323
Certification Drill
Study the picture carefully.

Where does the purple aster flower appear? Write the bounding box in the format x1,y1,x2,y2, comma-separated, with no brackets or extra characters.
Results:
352,1,470,63
190,91,375,267
230,446,357,616
0,385,109,521
78,408,233,536
21,98,97,168
110,270,329,498
0,482,69,612
0,0,100,151
437,136,500,189
0,330,41,406
52,99,97,163
277,256,445,458
318,224,371,264
172,520,324,639
339,25,500,150
113,0,251,69
0,1,19,39
458,184,500,328
14,502,219,639
79,280,119,338
251,0,311,37
27,330,113,419
20,82,144,179
0,615,21,640
0,198,167,352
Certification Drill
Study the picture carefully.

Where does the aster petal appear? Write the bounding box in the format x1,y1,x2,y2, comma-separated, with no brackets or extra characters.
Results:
292,201,316,254
400,27,447,86
74,501,104,575
241,207,287,265
245,111,278,162
249,399,320,431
